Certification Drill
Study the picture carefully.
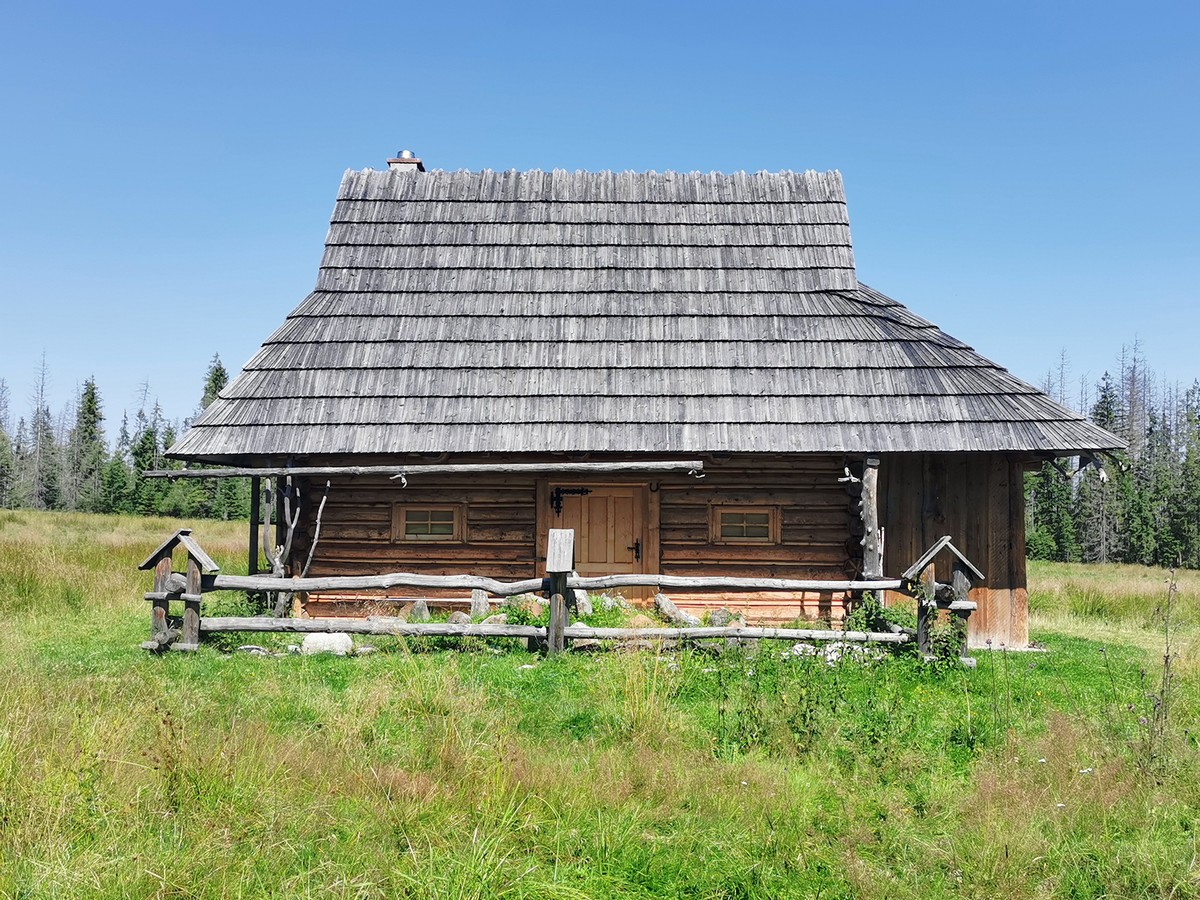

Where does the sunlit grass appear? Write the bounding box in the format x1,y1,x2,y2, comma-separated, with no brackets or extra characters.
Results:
0,512,1198,897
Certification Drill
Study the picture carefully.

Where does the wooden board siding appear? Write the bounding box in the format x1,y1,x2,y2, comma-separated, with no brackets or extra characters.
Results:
880,452,1030,648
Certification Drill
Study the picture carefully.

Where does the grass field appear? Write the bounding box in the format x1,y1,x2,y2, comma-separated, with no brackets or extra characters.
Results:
1,510,1198,898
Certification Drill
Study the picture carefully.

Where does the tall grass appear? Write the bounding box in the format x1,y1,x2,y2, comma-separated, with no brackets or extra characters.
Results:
1,513,1198,897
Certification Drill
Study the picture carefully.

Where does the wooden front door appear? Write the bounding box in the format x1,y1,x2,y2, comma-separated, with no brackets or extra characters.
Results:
552,485,648,578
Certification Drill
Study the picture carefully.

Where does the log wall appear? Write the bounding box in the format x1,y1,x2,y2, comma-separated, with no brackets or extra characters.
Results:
286,452,1030,643
289,454,857,622
655,455,855,622
880,452,1029,648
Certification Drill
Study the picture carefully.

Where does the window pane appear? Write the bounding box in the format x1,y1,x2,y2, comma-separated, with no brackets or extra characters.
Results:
402,508,457,540
717,508,774,542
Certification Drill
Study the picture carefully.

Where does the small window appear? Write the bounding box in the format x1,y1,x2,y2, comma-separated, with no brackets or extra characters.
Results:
393,506,463,542
710,506,780,544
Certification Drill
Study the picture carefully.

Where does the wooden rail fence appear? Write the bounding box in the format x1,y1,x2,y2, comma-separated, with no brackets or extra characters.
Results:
138,528,982,658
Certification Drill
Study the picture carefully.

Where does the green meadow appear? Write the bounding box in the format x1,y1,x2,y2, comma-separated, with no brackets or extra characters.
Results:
1,510,1198,898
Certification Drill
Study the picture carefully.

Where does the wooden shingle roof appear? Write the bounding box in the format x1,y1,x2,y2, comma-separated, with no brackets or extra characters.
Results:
168,166,1122,461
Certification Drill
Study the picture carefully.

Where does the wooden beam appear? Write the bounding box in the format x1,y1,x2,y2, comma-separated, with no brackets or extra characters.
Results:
137,529,192,570
193,617,908,644
860,455,883,580
199,617,545,638
203,571,903,596
566,574,904,593
141,461,706,479
208,572,548,596
563,626,909,643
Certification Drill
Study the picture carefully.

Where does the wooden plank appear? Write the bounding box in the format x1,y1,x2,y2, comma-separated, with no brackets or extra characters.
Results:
177,534,220,574
546,529,575,573
138,529,190,570
647,485,662,572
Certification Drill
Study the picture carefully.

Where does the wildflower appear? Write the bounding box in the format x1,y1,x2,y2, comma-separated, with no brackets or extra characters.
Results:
1078,768,1093,775
1038,758,1047,764
1056,803,1066,809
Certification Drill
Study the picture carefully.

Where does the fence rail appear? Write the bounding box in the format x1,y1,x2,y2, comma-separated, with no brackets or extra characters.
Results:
138,528,981,658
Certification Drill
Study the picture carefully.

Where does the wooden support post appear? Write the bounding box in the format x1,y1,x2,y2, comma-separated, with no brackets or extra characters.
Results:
274,476,285,551
177,555,202,651
248,475,260,575
860,455,883,580
916,565,935,657
951,561,972,660
545,529,575,656
150,556,174,649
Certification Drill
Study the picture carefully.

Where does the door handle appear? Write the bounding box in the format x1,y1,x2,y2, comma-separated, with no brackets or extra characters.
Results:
627,539,642,562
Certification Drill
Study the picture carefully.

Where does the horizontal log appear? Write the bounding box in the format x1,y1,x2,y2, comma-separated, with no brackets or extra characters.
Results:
568,575,903,592
202,571,904,597
144,592,203,602
563,626,908,643
144,460,705,480
208,572,547,596
199,616,545,637
192,617,905,643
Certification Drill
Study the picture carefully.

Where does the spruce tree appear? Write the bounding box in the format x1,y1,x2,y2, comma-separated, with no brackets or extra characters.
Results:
130,403,165,516
0,428,12,509
200,354,229,411
67,378,107,512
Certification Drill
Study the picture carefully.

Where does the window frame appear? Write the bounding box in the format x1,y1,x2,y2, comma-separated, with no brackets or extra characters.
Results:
392,504,466,543
708,504,782,545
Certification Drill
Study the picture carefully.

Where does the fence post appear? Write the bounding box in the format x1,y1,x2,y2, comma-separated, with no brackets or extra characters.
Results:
177,554,203,651
916,564,935,656
137,529,220,652
545,529,575,655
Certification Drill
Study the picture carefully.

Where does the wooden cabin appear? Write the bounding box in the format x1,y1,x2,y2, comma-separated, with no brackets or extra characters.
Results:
167,153,1122,647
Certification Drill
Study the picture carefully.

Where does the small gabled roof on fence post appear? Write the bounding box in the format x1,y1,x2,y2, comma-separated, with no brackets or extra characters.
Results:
138,529,221,574
901,535,985,583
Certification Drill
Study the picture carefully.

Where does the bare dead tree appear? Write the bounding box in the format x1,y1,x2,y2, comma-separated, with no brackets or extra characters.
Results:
300,480,331,579
258,477,331,616
261,477,301,616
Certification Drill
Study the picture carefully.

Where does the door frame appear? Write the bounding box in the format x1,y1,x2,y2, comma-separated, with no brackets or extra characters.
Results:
535,478,660,575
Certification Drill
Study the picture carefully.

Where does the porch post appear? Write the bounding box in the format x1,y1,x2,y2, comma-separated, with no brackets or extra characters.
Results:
860,455,883,580
248,475,261,575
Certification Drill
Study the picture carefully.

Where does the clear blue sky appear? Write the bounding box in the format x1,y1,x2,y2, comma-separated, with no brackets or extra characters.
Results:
1,0,1197,434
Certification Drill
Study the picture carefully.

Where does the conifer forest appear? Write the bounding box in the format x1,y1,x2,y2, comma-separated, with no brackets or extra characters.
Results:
0,354,250,521
1,343,1198,571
